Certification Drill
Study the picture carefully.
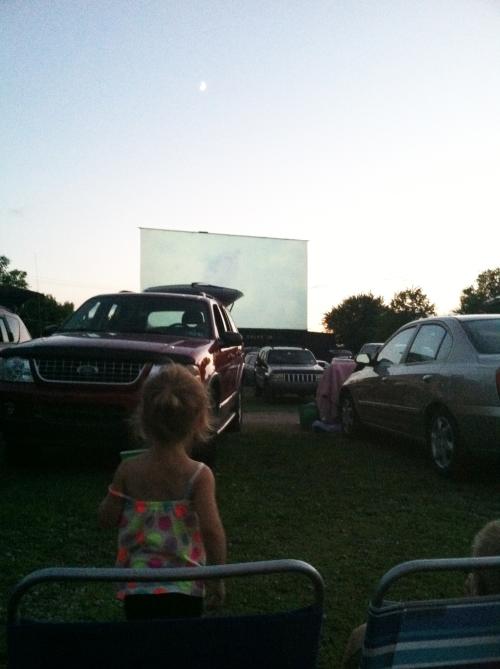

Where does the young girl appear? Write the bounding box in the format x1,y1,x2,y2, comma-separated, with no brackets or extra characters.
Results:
98,363,226,619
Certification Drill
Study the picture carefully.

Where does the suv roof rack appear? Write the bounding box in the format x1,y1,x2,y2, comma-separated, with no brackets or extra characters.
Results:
144,283,243,308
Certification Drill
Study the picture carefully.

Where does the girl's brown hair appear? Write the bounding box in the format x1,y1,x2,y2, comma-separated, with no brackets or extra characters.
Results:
135,363,212,447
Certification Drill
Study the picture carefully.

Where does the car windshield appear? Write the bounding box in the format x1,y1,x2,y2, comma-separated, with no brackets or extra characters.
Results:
61,295,211,337
268,350,316,365
461,318,500,354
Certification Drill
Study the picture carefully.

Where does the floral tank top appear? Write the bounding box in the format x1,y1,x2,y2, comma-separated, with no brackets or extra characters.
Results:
110,462,206,599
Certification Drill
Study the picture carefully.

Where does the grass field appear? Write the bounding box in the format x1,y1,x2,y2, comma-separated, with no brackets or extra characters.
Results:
1,391,500,668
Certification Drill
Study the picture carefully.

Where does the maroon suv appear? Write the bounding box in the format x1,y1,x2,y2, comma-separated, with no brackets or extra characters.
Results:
0,285,244,462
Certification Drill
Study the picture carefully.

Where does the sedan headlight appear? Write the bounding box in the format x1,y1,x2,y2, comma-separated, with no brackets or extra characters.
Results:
0,357,34,383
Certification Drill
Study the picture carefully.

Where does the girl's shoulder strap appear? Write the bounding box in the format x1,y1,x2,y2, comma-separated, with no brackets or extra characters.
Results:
108,485,133,501
184,462,206,498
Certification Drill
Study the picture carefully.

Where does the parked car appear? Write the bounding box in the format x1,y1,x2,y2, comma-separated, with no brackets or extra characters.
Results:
0,285,244,463
339,315,500,477
330,349,353,359
254,346,324,400
0,306,31,350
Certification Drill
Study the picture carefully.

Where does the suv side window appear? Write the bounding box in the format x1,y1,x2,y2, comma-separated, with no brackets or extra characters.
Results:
406,324,447,363
18,319,31,341
220,306,236,333
0,318,9,343
5,315,20,343
377,327,416,366
212,305,227,338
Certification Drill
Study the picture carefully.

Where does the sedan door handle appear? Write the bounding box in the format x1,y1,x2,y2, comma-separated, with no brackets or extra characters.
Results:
422,374,433,383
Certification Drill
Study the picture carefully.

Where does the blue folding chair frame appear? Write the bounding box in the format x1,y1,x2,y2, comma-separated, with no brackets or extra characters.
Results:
361,556,500,669
7,559,325,669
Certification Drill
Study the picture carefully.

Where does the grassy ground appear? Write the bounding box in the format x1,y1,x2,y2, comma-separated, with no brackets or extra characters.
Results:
241,383,304,413
1,392,500,668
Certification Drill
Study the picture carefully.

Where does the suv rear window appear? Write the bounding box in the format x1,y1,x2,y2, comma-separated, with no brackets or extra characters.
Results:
461,318,500,354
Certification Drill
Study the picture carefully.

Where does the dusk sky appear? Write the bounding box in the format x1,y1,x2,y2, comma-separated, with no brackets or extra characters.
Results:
2,1,499,331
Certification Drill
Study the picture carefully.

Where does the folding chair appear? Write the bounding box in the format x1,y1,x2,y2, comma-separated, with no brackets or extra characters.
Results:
7,559,324,669
361,556,500,669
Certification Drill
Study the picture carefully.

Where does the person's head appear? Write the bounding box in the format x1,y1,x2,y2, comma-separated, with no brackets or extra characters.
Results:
466,520,500,596
135,363,212,448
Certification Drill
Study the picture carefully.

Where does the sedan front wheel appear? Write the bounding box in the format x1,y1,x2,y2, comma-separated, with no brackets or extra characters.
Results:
428,410,466,478
340,393,362,437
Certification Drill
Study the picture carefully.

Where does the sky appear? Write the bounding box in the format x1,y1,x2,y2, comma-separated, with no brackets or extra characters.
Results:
1,0,499,331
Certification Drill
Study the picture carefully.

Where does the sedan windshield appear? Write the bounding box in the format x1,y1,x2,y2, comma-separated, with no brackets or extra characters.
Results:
61,295,211,338
461,318,500,354
268,350,316,365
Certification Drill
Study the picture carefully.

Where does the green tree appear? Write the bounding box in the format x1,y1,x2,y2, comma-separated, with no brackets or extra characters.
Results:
323,293,388,353
456,268,500,314
0,255,74,335
384,287,436,334
19,294,74,337
0,255,28,288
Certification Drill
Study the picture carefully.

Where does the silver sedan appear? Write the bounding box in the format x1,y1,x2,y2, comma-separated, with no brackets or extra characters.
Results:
340,315,500,477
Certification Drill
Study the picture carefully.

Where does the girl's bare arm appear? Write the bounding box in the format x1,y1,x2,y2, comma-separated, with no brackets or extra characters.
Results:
192,466,227,566
192,466,227,607
98,463,127,528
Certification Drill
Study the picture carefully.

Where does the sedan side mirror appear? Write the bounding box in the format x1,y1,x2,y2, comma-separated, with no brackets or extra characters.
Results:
355,353,371,366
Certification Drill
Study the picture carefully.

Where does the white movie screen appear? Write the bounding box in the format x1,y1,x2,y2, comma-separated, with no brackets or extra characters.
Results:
140,228,308,330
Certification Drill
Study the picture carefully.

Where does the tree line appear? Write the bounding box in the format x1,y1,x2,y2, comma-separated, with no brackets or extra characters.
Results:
0,256,74,337
2,256,499,349
323,268,500,353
